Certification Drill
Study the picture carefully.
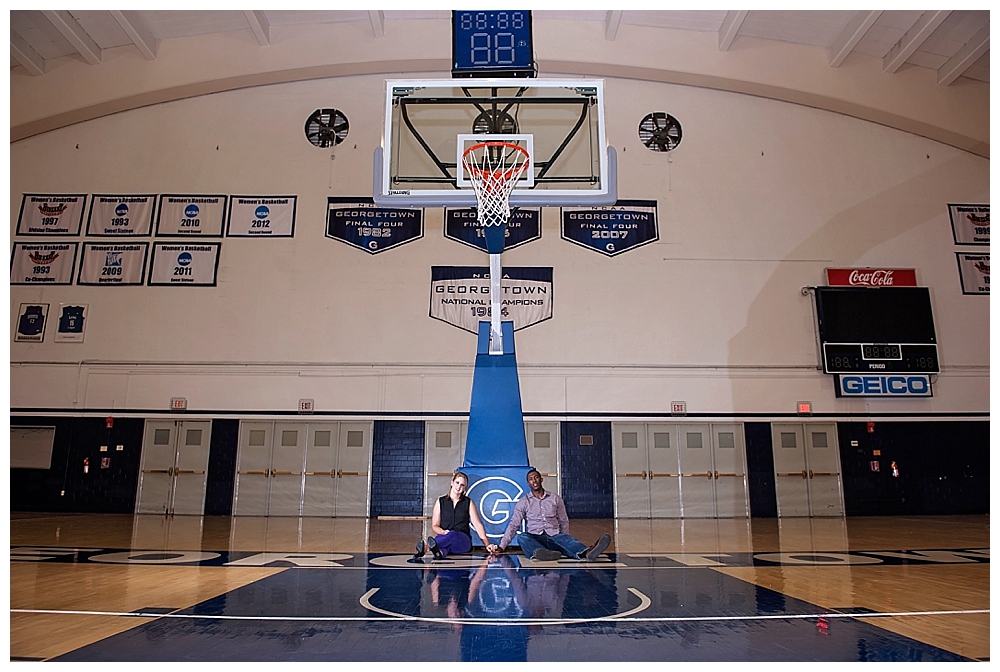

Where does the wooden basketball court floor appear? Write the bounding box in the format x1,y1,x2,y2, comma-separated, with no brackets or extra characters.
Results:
10,513,988,662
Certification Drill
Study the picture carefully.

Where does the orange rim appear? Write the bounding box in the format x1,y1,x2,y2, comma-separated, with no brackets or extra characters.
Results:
462,141,530,182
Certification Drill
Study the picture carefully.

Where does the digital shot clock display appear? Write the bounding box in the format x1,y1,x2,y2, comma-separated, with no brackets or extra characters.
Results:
452,11,535,78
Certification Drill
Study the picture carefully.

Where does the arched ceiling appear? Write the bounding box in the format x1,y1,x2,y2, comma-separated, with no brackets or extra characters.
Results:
10,10,990,157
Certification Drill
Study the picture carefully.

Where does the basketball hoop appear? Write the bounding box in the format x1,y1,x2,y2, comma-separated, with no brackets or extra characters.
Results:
461,140,530,355
461,141,530,228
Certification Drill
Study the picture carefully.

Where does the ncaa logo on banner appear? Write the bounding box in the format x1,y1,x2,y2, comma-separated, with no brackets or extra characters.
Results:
466,475,524,542
561,199,658,256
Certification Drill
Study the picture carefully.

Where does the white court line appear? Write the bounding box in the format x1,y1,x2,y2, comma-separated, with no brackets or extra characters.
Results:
10,606,988,626
358,587,651,625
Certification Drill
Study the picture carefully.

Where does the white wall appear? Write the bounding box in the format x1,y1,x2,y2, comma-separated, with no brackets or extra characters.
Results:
10,73,989,418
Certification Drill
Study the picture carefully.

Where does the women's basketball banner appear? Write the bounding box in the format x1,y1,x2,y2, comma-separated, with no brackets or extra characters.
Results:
148,242,221,286
17,194,86,235
156,195,227,236
430,266,553,333
560,199,658,256
948,203,989,245
326,198,423,254
77,242,149,285
227,196,297,237
10,242,78,285
956,252,989,295
444,207,540,251
87,195,156,236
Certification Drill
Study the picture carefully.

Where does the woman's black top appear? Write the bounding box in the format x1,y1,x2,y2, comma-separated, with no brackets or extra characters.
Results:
438,495,471,537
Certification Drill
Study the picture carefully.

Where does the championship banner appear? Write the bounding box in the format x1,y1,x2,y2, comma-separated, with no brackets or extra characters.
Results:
77,242,149,285
55,303,89,343
148,242,221,286
156,195,227,236
956,252,989,295
561,199,658,256
86,195,156,236
17,194,86,235
430,266,553,334
10,242,78,285
326,197,423,254
948,203,989,245
444,207,540,251
226,195,296,237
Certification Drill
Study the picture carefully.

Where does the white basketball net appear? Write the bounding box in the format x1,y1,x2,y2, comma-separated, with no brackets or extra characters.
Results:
461,141,530,228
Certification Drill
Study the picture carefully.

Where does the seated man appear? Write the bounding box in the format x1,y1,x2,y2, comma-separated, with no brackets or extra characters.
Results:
486,469,611,562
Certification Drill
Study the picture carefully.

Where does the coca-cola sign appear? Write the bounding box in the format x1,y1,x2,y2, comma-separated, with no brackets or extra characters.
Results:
826,268,917,287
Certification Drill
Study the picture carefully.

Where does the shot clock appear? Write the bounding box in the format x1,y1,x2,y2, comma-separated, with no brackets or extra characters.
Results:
452,11,535,78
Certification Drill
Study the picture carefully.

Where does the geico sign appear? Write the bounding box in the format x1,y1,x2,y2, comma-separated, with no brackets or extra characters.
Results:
838,375,932,396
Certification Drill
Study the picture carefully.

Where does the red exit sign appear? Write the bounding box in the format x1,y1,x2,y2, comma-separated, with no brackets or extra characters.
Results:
826,268,917,286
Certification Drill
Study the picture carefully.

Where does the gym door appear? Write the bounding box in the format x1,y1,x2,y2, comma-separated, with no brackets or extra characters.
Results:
772,423,844,517
136,420,212,515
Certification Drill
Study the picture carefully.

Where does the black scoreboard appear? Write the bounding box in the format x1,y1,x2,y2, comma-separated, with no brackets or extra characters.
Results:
815,286,940,374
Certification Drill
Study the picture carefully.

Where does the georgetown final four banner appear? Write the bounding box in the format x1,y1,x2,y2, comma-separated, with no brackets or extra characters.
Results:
444,207,541,251
156,195,227,236
77,242,149,285
227,195,297,237
17,194,87,236
561,199,659,256
148,242,221,286
430,266,553,334
87,195,156,236
326,197,423,254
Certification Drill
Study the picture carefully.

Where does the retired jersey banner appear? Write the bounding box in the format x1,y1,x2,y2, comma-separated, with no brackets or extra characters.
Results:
949,203,989,245
956,252,989,295
148,242,221,286
430,266,552,334
561,199,658,256
227,195,296,237
15,303,49,342
444,207,540,251
17,194,86,235
87,195,156,236
77,242,149,285
10,242,78,285
326,198,423,254
156,195,226,236
55,303,89,343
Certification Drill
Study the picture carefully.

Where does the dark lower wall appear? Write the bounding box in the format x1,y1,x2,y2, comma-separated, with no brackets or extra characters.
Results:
560,421,614,518
11,417,988,519
744,422,778,518
370,420,425,517
838,420,989,516
11,416,145,513
204,419,239,516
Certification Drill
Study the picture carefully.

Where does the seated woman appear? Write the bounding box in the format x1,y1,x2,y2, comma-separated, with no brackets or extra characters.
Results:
414,471,492,560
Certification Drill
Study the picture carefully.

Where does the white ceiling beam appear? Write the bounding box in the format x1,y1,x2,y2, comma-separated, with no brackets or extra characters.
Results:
42,10,102,65
244,10,270,46
719,11,749,51
829,10,882,67
11,31,46,76
368,10,385,38
937,24,989,86
882,10,951,74
605,11,623,41
110,10,158,60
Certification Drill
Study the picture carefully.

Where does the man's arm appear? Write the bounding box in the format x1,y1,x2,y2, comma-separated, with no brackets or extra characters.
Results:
555,494,570,535
498,496,528,550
